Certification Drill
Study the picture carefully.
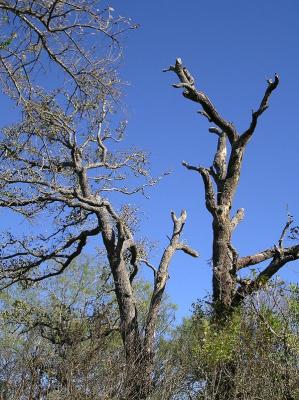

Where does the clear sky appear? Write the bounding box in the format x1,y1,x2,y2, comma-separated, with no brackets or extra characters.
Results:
108,0,299,320
1,1,299,322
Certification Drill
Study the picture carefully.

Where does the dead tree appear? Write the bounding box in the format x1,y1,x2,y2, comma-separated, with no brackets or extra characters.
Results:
0,4,198,399
165,58,299,320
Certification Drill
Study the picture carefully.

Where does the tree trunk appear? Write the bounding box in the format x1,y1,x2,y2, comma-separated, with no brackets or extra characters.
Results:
212,218,236,318
102,209,197,399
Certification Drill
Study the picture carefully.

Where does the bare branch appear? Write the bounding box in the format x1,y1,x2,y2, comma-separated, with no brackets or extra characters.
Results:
237,248,277,270
278,213,293,249
164,58,238,144
139,258,157,277
0,0,136,106
237,213,298,271
235,244,299,305
240,74,279,145
176,243,199,257
182,161,217,215
0,225,101,288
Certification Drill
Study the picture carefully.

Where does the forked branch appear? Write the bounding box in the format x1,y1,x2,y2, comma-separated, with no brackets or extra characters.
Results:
144,210,198,354
182,161,217,215
235,217,299,304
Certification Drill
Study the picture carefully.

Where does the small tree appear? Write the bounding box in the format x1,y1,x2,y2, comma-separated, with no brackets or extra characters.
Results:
0,4,198,399
165,58,299,320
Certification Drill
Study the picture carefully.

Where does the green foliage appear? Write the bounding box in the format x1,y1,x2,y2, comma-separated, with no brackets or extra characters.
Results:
157,284,299,399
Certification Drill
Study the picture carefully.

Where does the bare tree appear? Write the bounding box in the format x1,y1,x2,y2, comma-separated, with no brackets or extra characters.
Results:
0,4,198,399
164,58,299,320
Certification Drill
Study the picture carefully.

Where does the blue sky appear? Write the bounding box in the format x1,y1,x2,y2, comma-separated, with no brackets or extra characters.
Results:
1,1,299,322
108,0,299,319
